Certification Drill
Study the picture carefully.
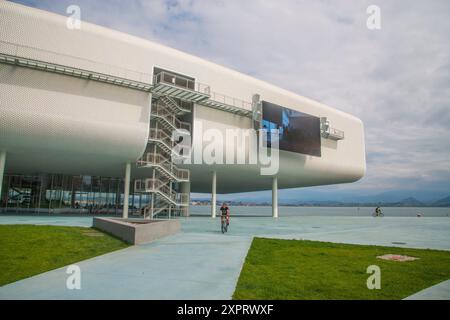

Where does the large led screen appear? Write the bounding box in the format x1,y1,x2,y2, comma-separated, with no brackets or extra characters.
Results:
262,101,321,157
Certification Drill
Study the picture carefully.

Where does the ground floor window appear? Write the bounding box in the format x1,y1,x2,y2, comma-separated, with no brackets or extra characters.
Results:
0,174,150,215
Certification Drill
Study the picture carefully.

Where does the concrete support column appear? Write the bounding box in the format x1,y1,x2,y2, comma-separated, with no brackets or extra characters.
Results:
149,168,156,219
180,181,191,217
272,176,278,218
149,194,154,219
0,151,6,202
211,171,217,218
122,162,131,219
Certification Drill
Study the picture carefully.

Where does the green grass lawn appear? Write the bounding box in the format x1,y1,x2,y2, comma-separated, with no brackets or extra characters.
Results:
0,225,129,286
233,238,450,300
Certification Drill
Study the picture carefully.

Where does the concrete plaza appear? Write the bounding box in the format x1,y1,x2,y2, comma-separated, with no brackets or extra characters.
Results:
1,215,449,299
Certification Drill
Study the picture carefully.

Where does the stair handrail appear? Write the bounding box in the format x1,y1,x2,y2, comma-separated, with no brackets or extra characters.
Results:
148,128,173,149
143,178,177,202
161,95,193,113
135,178,189,206
151,103,191,131
137,153,190,181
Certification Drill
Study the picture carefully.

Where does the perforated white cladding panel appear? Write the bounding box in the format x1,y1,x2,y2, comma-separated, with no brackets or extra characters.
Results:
0,65,150,176
0,1,152,83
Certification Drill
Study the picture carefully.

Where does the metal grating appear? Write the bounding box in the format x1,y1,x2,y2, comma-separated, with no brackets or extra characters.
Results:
152,83,210,102
152,71,211,102
198,99,252,117
0,52,153,92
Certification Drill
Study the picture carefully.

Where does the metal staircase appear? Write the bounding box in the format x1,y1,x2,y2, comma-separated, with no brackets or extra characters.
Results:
159,96,193,115
134,71,210,219
150,102,191,132
137,152,189,182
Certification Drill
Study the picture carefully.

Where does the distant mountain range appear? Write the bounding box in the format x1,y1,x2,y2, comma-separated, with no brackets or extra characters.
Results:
192,189,450,205
433,196,450,207
191,195,450,207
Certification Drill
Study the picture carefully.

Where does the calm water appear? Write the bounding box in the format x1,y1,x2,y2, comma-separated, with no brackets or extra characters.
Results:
190,206,450,217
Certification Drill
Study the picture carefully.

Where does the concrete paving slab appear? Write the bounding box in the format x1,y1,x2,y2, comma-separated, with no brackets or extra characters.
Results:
1,215,449,299
0,214,94,227
404,279,450,300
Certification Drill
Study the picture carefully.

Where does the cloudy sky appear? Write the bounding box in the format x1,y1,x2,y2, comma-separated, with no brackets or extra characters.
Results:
11,0,450,202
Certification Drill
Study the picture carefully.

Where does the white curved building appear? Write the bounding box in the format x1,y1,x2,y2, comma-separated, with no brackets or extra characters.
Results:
0,2,365,218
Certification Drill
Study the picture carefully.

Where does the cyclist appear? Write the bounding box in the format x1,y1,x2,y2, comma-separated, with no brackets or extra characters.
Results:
220,202,230,228
373,207,383,217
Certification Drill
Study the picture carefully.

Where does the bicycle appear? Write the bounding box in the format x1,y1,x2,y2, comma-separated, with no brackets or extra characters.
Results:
221,215,229,234
372,211,384,217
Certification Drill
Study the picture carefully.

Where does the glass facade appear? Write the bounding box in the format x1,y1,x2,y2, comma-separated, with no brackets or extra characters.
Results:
0,174,150,215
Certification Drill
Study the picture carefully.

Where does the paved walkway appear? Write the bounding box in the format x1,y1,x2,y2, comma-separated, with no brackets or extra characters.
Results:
0,214,93,227
1,215,450,299
405,279,450,300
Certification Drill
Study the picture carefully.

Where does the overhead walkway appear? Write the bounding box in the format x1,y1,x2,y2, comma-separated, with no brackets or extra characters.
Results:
0,41,153,92
198,92,253,117
0,42,254,118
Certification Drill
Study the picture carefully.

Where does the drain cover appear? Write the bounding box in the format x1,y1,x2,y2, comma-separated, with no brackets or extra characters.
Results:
377,254,419,262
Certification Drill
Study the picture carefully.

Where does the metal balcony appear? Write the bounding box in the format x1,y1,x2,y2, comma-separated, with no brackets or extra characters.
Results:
152,71,210,102
321,118,345,140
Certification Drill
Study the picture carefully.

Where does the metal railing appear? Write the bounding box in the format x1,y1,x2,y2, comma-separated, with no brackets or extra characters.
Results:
142,204,188,219
208,91,253,110
151,103,191,131
137,153,190,181
148,128,174,150
134,178,189,206
148,128,191,158
0,41,153,85
160,96,193,114
153,71,210,95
